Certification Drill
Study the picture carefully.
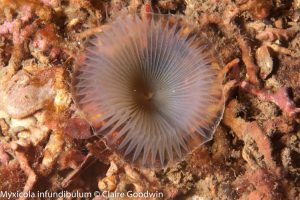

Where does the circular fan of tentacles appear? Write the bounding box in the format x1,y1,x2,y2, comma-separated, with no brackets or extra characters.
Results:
72,13,224,168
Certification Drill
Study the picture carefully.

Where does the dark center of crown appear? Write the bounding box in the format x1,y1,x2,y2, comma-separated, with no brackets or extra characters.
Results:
131,75,156,111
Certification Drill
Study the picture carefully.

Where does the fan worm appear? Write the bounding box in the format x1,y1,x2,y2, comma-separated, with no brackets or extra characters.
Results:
72,13,224,167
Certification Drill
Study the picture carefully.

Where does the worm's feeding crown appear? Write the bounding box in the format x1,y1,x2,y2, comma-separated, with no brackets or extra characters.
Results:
73,14,224,167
